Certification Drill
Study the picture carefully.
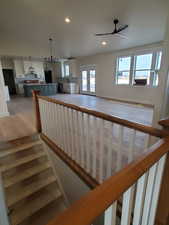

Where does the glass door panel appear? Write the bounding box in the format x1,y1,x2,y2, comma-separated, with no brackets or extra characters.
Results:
81,67,96,95
82,70,88,92
89,70,96,93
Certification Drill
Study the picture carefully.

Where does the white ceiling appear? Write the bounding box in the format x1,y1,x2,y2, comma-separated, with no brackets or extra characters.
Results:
0,0,168,58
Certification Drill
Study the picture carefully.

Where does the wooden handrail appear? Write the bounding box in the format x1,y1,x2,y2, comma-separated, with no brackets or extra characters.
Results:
159,117,169,129
38,95,169,138
32,90,42,133
46,138,169,225
41,133,99,189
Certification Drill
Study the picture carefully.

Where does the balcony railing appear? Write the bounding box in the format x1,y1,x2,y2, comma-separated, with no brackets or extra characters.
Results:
33,91,169,225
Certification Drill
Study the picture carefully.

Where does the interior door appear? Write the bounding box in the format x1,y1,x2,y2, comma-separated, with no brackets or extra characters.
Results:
3,69,16,95
80,67,96,95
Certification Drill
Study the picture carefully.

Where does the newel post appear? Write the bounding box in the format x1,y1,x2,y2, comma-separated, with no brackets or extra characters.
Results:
156,118,169,225
32,90,42,133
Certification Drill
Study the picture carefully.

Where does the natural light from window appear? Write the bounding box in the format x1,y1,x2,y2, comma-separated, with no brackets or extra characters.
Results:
116,51,162,87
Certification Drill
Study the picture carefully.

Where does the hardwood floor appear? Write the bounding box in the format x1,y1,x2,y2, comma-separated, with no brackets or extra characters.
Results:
0,94,153,142
7,95,33,115
0,96,36,142
51,94,154,125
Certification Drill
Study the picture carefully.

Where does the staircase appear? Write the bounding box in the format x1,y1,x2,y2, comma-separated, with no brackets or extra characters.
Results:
0,135,67,225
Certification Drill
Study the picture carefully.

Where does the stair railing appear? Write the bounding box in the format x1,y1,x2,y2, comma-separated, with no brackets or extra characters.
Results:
44,138,169,225
32,91,169,225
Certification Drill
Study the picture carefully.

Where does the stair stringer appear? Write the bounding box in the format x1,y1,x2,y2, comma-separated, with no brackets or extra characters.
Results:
42,141,69,207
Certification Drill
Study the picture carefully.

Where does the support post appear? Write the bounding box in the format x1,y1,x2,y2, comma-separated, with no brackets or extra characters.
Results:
32,90,42,133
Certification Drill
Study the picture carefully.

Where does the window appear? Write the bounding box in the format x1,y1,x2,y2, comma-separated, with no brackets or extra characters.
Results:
82,70,87,91
116,56,131,85
134,54,153,85
115,51,162,87
64,64,70,77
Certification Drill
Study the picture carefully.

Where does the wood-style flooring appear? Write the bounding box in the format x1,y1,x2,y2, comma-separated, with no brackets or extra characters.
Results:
0,96,36,142
0,94,153,142
51,94,154,125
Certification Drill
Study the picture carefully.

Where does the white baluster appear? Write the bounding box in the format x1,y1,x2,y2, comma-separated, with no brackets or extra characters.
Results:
133,173,148,225
86,114,91,173
116,125,124,172
106,122,114,179
104,202,117,225
42,101,46,134
54,103,59,144
79,112,85,169
74,110,80,162
45,101,50,137
148,154,167,225
57,104,64,149
98,118,105,183
61,106,68,154
128,129,136,163
67,108,73,157
39,100,44,132
51,102,56,141
63,107,70,156
92,116,97,179
69,108,75,160
141,163,158,225
76,111,81,165
121,185,135,225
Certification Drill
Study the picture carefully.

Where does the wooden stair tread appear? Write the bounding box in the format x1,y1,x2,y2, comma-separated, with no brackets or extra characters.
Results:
0,140,42,158
0,152,46,172
7,175,57,207
11,189,62,225
4,162,51,188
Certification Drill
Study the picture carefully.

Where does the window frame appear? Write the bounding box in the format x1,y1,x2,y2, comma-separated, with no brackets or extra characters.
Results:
64,63,70,77
80,65,96,95
115,50,162,87
115,56,132,85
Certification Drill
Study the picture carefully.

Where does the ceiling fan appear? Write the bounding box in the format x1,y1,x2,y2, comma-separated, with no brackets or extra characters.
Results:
95,19,128,39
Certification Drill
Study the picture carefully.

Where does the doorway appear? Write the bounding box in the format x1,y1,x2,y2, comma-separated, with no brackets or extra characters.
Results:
3,69,16,95
80,66,96,95
45,70,52,83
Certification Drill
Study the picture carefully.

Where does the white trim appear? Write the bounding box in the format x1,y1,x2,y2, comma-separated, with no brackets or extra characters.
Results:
115,50,162,87
0,112,9,118
80,65,96,95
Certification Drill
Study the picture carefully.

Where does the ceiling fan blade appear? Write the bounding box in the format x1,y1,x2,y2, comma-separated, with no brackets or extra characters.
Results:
95,32,113,36
117,24,128,33
114,33,128,39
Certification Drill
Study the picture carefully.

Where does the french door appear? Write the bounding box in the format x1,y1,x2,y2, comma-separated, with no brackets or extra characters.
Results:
80,66,96,95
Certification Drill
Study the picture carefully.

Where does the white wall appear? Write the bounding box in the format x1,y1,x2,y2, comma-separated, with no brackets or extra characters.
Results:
160,15,169,118
0,60,9,118
77,42,165,125
14,60,24,78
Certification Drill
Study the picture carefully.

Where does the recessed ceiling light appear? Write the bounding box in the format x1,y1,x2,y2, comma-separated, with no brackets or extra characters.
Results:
101,41,107,46
65,17,71,23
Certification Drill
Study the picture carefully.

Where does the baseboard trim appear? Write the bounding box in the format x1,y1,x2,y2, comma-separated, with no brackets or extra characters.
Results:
96,95,154,108
0,112,10,118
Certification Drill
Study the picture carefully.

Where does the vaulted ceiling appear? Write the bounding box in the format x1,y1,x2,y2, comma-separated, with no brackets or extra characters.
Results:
0,0,168,58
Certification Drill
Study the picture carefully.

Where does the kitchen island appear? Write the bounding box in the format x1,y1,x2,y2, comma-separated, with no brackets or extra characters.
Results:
23,83,58,97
